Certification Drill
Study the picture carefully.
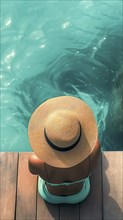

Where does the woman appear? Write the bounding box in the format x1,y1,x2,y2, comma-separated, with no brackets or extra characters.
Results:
28,96,100,204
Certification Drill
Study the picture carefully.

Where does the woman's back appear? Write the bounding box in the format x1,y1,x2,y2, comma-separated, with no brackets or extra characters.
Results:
29,140,100,196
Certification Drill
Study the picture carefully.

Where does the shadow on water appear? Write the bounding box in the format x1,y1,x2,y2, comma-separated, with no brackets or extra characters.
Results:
17,33,123,150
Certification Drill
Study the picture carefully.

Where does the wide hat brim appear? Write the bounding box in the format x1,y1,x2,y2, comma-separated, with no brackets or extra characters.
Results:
28,96,98,168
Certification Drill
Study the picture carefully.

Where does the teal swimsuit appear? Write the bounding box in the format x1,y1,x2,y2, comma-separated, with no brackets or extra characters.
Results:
38,176,90,204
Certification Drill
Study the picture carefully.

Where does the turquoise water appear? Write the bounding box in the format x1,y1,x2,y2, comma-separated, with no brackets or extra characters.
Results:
1,1,123,152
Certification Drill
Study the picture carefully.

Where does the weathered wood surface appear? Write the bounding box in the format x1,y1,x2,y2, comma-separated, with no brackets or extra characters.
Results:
0,152,122,220
37,193,59,220
0,153,18,220
60,203,79,220
102,152,123,220
16,153,37,220
80,154,102,220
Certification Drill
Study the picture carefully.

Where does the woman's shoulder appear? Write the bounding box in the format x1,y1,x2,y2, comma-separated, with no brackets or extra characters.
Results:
90,140,101,161
70,139,101,178
89,139,101,172
28,153,48,180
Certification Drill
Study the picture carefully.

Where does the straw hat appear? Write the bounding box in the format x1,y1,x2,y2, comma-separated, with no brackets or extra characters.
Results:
28,96,98,168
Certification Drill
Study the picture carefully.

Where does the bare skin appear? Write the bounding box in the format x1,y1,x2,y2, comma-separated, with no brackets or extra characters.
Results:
28,140,100,196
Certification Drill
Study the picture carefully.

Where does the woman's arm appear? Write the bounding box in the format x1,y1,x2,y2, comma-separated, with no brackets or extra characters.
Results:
28,153,48,180
28,153,40,174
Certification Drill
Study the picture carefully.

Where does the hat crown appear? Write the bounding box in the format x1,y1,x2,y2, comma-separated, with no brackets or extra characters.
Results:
45,110,81,148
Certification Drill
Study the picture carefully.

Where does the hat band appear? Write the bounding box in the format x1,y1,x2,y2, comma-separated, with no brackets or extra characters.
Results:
44,126,82,152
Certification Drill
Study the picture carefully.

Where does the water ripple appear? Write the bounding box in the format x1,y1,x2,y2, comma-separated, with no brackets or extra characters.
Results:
1,0,123,151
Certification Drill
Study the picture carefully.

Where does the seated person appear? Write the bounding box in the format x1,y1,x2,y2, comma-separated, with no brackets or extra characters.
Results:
28,96,100,204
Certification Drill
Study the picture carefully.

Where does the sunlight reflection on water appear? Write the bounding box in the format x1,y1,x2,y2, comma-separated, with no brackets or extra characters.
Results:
1,0,123,151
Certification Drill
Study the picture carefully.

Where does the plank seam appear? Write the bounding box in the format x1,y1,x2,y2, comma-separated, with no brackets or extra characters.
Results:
101,153,103,220
59,204,60,220
36,175,38,220
79,202,80,220
58,204,60,220
14,153,19,220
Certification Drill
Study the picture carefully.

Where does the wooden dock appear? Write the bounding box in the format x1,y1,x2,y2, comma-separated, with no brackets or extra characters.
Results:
0,152,122,220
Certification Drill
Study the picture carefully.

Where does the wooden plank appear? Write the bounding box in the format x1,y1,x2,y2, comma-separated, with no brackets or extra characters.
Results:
37,189,59,220
16,153,37,220
102,152,123,220
80,154,102,220
60,203,79,220
0,152,18,220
